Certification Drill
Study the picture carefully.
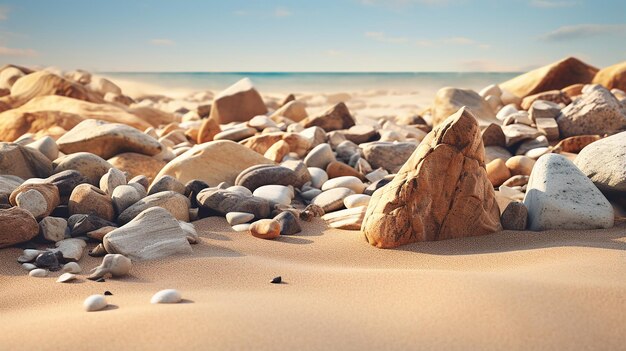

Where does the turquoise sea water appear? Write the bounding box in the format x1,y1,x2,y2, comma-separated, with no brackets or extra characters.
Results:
102,72,520,93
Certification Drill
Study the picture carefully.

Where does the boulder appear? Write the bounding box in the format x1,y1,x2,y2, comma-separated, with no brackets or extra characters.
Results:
57,119,162,159
556,85,626,137
0,207,39,248
0,143,53,179
362,107,502,248
6,71,103,108
574,132,626,193
523,154,613,230
302,102,355,132
108,152,166,182
156,140,274,187
432,88,498,127
103,207,192,261
209,78,267,124
592,61,626,91
500,57,598,98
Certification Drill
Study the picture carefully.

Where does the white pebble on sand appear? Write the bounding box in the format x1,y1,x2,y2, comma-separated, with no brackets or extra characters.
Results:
151,289,182,304
83,295,108,312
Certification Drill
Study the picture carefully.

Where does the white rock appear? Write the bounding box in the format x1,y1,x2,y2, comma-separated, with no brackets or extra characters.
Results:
523,154,614,231
232,223,251,232
308,167,328,189
179,221,198,244
88,254,132,280
151,289,182,304
16,189,47,219
18,249,44,263
226,185,253,197
496,104,518,121
253,185,292,206
226,212,255,225
84,294,108,312
344,194,371,209
62,262,82,274
321,176,366,194
57,272,77,283
53,238,86,262
39,217,68,242
22,263,37,271
574,131,626,193
365,168,388,183
29,268,48,277
303,143,335,169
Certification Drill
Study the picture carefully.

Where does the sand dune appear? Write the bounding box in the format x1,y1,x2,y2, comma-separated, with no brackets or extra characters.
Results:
1,218,624,350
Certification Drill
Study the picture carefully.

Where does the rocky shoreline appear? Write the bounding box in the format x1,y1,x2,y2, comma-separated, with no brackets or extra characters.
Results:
0,57,625,310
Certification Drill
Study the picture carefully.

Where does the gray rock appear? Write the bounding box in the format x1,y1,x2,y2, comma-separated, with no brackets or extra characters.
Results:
99,167,127,195
523,154,614,230
529,100,561,122
117,191,190,225
334,140,359,163
362,142,417,173
111,184,145,215
274,211,301,235
557,85,626,137
500,202,528,230
235,164,299,192
148,175,186,196
308,167,328,189
26,136,59,161
54,152,112,186
299,126,327,149
516,135,549,156
16,189,47,219
226,212,255,225
196,188,271,219
52,238,86,262
69,214,117,237
304,143,335,169
39,216,68,242
574,131,626,193
502,124,542,146
253,185,293,206
280,160,311,188
311,187,355,213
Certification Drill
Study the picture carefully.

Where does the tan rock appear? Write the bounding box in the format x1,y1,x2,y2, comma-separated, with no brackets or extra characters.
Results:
301,102,355,132
362,107,502,248
326,161,365,181
553,135,601,154
0,110,84,142
9,183,60,220
240,132,311,158
0,142,53,179
592,61,626,91
0,207,39,248
263,140,290,162
68,184,115,222
500,57,598,99
481,123,506,147
562,83,585,99
486,159,511,187
270,100,308,122
155,140,274,187
520,90,571,110
249,219,280,240
209,78,267,124
129,106,177,128
505,155,536,176
197,117,221,144
117,191,189,225
322,206,366,230
108,152,166,182
432,87,498,127
54,152,112,186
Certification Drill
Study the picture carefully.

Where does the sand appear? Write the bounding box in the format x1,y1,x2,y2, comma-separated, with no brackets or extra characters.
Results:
1,217,625,350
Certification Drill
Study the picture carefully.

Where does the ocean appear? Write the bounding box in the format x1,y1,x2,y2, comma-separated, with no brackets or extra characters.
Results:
102,72,520,94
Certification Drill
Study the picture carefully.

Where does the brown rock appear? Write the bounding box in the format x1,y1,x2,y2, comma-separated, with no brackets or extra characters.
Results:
240,132,311,158
197,117,221,144
481,123,506,147
505,156,536,176
520,90,571,110
9,183,60,220
553,135,601,154
249,219,280,240
68,184,115,222
0,142,53,179
486,159,511,187
209,78,267,124
432,88,498,127
270,100,308,122
500,201,528,230
500,57,598,98
592,61,626,91
361,107,502,248
562,84,585,99
326,161,365,181
263,140,290,162
280,94,296,107
54,152,112,186
0,207,39,248
302,102,355,132
0,110,84,142
108,152,166,182
128,106,176,127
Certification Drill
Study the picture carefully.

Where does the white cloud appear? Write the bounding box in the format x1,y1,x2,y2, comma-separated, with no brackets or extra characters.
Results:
274,7,292,17
541,24,626,41
365,31,409,44
0,46,37,57
530,0,577,8
150,38,175,46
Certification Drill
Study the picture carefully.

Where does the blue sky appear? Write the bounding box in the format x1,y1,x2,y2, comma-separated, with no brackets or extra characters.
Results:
0,0,624,72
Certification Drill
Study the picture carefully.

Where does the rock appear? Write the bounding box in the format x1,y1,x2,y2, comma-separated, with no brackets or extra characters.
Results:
209,78,267,124
500,202,528,230
308,167,328,189
253,185,293,206
321,176,365,194
68,184,115,222
89,244,108,257
523,154,614,230
104,207,192,260
56,272,77,283
10,183,60,219
481,123,506,147
299,204,325,221
274,211,301,235
232,223,251,232
183,180,209,208
196,188,271,219
344,194,370,209
502,175,529,188
505,156,536,176
45,170,89,199
501,124,542,146
362,107,502,248
148,175,185,196
302,102,355,132
322,206,367,230
197,117,221,144
156,140,274,187
312,187,354,213
226,212,255,225
484,146,512,163
248,115,277,131
21,263,37,271
325,161,365,181
365,168,388,183
553,135,602,154
108,152,166,182
29,268,48,278
39,216,68,242
340,125,378,144
240,132,311,158
264,140,290,162
0,175,23,200
271,100,307,122
556,85,626,137
62,262,81,273
300,126,328,149
574,132,626,193
86,226,117,241
235,165,300,192
57,119,162,159
516,135,549,156
500,57,598,98
304,143,335,169
128,175,150,191
18,249,43,263
151,289,182,304
0,207,39,248
26,136,58,161
280,160,311,188
88,254,132,280
111,185,145,215
99,168,127,195
54,152,112,186
486,159,512,187
592,61,626,91
362,142,417,174
536,118,560,141
84,295,108,312
117,191,190,225
249,219,281,240
529,100,561,121
15,189,47,219
0,142,53,179
521,90,571,110
214,126,257,142
432,87,497,127
270,276,282,284
35,251,61,270
69,214,117,237
53,238,86,262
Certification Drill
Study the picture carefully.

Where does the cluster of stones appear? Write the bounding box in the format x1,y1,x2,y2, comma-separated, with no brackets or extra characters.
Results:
0,57,624,257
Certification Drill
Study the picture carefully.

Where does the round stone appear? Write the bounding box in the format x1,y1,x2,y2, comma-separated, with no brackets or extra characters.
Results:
253,185,293,206
312,187,355,213
321,176,365,194
84,294,108,311
344,194,371,209
249,219,281,240
226,212,255,225
151,289,182,304
308,167,328,189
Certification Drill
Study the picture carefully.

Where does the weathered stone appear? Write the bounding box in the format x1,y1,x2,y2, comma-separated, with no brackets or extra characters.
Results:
263,140,290,162
574,132,626,193
481,123,506,147
0,207,39,248
54,152,112,186
302,102,355,132
148,175,185,196
0,142,53,179
99,167,127,195
500,202,528,230
362,107,502,248
235,165,299,192
322,206,367,230
502,124,542,146
523,154,613,230
53,238,86,262
274,211,301,235
68,214,117,237
107,152,166,182
553,135,602,154
10,183,60,220
26,136,58,161
340,125,378,144
271,100,307,122
44,170,89,199
321,176,365,194
326,161,365,181
196,188,271,219
361,142,417,174
68,184,115,222
529,100,561,122
117,191,190,225
535,117,560,141
39,216,67,242
214,126,257,142
88,254,132,280
432,88,497,127
111,184,145,215
521,90,571,110
311,187,354,213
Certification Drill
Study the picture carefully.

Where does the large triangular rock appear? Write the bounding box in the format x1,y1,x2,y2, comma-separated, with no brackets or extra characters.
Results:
103,207,192,261
362,107,502,248
209,78,267,124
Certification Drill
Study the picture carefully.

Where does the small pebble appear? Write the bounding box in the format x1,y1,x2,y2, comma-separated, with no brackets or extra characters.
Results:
104,291,113,296
62,262,82,274
83,294,108,312
151,289,182,304
57,272,77,283
231,223,251,232
21,263,37,271
29,268,48,277
271,276,282,284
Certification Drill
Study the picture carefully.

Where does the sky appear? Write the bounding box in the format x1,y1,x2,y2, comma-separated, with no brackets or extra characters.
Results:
0,0,624,72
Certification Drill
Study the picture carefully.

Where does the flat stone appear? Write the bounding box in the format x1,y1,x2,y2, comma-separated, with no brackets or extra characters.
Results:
69,214,117,237
117,191,190,225
535,118,560,141
322,206,367,230
321,176,365,194
502,124,542,146
311,187,354,213
196,188,271,219
529,100,561,121
344,194,370,209
226,212,255,225
214,126,257,142
235,165,299,192
362,142,417,173
253,185,293,206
